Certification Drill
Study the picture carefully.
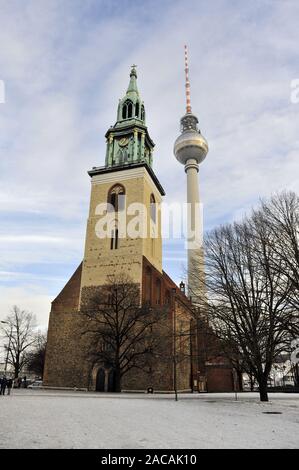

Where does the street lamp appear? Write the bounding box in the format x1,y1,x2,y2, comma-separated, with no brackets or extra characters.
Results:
0,321,12,375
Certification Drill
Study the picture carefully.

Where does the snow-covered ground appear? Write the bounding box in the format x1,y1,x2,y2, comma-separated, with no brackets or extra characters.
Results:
0,390,298,449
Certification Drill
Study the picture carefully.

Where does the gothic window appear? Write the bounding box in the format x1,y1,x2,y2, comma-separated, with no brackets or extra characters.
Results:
110,229,114,249
135,102,140,118
110,193,116,209
110,228,119,250
122,103,127,119
127,102,133,118
115,228,119,249
122,100,133,119
108,184,125,212
150,194,156,223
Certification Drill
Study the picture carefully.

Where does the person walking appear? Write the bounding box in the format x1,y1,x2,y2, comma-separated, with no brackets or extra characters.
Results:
1,376,7,395
6,378,13,395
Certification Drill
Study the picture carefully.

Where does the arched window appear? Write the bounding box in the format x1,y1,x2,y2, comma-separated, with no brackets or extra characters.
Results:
135,102,140,118
110,227,119,250
108,184,125,212
127,102,133,118
122,100,133,120
150,194,156,223
122,103,127,119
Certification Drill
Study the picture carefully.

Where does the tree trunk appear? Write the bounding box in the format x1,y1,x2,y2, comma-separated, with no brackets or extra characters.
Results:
237,371,243,392
14,358,20,379
115,368,121,393
258,377,269,402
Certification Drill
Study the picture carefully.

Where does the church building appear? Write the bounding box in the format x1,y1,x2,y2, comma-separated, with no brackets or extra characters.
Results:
43,65,236,393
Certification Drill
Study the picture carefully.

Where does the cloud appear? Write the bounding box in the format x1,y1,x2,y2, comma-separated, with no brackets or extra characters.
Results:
0,0,299,326
0,285,52,329
0,235,69,244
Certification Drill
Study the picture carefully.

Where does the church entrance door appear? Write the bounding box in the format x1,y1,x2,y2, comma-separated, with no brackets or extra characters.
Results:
95,367,117,392
96,368,105,392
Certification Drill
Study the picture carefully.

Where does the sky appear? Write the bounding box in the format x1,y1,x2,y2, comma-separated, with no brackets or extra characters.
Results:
0,0,298,333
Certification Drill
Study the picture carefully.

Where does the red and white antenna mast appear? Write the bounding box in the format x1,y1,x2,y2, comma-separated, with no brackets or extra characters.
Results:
184,45,192,114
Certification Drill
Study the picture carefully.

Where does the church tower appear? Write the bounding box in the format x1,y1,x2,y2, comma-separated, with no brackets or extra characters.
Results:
44,62,236,394
80,66,164,301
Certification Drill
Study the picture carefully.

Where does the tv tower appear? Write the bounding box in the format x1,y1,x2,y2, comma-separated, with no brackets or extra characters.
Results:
173,45,209,301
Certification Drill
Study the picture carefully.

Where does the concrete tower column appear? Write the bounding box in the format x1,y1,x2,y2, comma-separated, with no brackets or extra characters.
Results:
173,46,208,304
184,158,203,301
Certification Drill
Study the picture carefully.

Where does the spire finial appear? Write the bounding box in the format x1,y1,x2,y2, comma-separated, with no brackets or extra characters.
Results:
130,64,137,77
126,64,139,95
184,45,192,114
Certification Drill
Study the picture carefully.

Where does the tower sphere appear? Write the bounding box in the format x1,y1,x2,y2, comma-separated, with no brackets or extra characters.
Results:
174,114,208,166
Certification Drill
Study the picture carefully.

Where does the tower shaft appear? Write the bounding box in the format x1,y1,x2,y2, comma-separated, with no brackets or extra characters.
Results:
185,159,203,302
174,46,208,304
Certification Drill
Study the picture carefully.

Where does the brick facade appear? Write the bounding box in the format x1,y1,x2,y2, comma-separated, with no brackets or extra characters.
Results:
44,257,237,393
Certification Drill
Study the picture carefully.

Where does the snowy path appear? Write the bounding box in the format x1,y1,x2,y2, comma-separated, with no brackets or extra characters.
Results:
0,391,298,449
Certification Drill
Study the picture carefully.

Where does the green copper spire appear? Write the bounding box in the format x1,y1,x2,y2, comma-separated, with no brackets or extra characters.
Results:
126,65,139,97
104,65,155,169
116,65,145,124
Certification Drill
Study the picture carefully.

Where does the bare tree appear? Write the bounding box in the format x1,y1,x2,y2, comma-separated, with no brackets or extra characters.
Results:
80,274,165,392
25,332,47,378
203,212,293,401
187,192,299,400
0,306,37,378
257,191,299,337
